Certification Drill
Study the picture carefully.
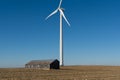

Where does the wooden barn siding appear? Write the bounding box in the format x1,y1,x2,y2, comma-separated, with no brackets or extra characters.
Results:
25,59,59,69
25,64,50,69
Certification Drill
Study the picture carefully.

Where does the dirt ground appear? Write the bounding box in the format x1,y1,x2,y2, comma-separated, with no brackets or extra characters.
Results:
0,66,120,80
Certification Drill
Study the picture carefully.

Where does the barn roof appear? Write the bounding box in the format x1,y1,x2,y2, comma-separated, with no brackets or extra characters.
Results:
26,59,58,65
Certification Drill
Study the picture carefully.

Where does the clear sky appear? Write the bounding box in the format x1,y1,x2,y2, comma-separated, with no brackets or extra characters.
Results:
0,0,120,68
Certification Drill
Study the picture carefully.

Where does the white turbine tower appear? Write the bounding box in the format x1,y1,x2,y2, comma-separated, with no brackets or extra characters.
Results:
46,0,70,66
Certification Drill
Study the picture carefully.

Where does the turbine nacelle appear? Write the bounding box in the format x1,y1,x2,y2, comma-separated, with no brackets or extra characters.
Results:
59,8,65,11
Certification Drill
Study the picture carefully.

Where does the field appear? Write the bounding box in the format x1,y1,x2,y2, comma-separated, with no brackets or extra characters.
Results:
0,66,120,80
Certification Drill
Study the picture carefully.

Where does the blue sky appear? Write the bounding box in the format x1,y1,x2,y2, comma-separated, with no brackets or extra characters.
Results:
0,0,120,67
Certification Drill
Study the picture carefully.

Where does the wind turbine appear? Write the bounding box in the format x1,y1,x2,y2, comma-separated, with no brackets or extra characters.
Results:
46,0,70,66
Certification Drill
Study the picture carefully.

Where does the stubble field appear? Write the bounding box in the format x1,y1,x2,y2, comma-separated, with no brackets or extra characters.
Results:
0,66,120,80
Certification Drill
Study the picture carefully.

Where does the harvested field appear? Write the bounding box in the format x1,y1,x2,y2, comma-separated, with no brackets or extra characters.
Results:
0,66,120,80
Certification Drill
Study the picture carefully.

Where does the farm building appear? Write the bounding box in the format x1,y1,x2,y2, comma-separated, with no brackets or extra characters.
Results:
25,59,59,69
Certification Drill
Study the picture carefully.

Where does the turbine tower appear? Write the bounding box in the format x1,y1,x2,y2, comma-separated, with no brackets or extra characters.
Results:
46,0,70,66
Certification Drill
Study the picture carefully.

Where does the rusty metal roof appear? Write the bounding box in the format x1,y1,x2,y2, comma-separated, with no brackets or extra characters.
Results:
26,59,58,65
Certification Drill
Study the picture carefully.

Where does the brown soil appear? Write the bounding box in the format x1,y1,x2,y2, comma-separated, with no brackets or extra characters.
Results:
0,66,120,80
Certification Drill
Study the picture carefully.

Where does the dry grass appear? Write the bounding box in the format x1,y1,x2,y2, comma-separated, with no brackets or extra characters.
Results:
0,66,120,80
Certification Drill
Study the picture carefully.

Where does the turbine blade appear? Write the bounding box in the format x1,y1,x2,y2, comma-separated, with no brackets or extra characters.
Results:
45,9,58,20
59,9,70,26
58,0,62,8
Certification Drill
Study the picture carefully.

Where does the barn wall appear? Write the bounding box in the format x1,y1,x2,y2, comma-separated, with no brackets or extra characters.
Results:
50,60,59,69
25,59,59,69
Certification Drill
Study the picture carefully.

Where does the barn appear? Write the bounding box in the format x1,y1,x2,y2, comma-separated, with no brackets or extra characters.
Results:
25,59,59,69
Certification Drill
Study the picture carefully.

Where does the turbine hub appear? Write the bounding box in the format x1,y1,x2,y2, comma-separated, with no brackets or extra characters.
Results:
60,8,65,11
